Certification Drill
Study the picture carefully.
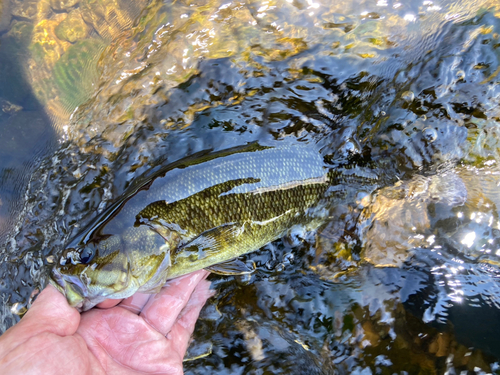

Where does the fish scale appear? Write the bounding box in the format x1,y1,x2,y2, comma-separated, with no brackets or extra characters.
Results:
137,176,329,279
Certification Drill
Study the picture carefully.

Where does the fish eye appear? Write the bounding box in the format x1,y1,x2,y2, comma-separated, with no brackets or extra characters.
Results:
80,245,95,264
60,244,96,265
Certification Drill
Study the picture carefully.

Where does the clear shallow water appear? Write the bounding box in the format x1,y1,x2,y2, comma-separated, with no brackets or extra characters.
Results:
2,0,500,373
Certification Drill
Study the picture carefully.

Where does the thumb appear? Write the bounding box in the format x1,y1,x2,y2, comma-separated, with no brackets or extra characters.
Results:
0,285,81,356
23,284,81,336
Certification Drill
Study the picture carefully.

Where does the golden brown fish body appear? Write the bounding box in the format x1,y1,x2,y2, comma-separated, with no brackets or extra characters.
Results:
50,143,356,311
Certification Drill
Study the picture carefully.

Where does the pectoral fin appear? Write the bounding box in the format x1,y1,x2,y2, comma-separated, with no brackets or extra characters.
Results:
175,223,243,259
173,223,253,273
205,258,256,275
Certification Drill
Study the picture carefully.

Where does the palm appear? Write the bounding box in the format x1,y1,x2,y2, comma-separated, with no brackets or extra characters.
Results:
0,270,211,375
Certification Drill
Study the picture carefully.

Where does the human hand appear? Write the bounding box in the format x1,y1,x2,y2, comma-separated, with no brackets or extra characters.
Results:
0,270,212,375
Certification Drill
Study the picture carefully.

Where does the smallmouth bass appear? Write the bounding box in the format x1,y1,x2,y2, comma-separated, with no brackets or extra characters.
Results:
50,142,374,311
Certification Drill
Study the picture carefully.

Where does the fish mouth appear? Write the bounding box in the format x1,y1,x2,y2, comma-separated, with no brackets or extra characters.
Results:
49,267,87,311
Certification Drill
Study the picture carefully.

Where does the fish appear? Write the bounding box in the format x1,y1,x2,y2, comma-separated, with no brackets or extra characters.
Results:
49,142,376,311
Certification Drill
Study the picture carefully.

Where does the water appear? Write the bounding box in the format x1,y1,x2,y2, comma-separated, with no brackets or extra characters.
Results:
2,0,500,373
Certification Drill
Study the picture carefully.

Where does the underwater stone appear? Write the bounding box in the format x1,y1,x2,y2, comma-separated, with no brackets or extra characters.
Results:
7,21,33,46
53,38,105,112
80,0,143,40
55,10,89,43
11,0,38,21
32,14,72,67
50,0,79,12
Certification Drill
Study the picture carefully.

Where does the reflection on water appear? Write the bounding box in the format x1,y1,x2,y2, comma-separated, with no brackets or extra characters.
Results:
2,0,500,373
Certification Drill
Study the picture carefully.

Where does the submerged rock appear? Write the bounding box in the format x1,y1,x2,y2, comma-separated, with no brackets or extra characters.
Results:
11,0,39,21
55,10,89,43
359,172,467,267
31,15,71,67
52,38,105,113
50,0,79,12
21,0,146,124
80,0,146,40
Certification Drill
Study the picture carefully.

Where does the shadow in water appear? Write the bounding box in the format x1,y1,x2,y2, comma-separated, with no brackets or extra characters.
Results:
0,24,57,258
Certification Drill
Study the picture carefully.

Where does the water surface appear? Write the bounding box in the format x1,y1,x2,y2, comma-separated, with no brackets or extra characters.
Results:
1,0,500,373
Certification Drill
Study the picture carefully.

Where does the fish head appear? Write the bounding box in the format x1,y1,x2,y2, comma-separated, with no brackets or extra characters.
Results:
50,237,132,311
50,227,172,311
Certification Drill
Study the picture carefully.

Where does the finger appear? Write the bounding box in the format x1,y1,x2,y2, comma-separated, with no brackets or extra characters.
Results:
140,270,209,336
167,278,214,356
0,285,80,357
96,299,122,309
118,293,152,314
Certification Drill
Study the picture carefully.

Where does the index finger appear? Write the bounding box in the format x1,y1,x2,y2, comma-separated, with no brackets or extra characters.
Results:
140,270,210,336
